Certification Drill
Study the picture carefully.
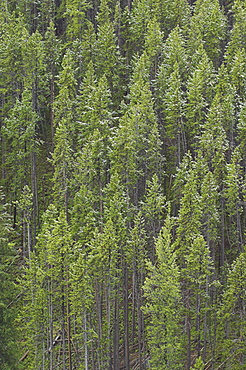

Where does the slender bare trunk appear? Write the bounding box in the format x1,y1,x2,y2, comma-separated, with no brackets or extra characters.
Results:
49,278,53,370
196,290,201,357
27,219,31,259
113,291,119,370
67,267,72,370
84,313,89,370
51,77,55,150
124,264,129,370
31,150,38,246
221,197,225,269
132,269,136,345
106,282,111,368
62,298,66,370
186,288,191,370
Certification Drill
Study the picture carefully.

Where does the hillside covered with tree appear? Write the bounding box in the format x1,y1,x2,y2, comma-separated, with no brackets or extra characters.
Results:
1,0,246,369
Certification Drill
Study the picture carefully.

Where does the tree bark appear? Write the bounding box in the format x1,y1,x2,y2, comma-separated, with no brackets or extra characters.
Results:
124,264,130,370
113,290,120,370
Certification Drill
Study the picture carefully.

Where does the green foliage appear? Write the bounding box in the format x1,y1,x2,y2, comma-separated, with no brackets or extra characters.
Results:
76,66,113,147
20,205,73,369
141,174,166,256
217,250,246,369
111,53,162,201
199,94,229,181
94,0,125,105
54,49,77,126
65,0,91,40
158,26,188,88
0,189,19,369
186,49,215,146
162,60,186,170
0,15,27,109
143,211,182,369
225,1,246,64
200,169,220,257
191,0,227,67
2,1,246,369
2,88,38,203
144,16,162,60
22,29,45,89
191,356,204,369
175,169,202,252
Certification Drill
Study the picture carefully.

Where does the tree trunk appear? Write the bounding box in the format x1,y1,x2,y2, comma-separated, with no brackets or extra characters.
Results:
67,267,72,370
31,150,38,246
124,264,129,370
113,290,120,370
84,313,89,370
49,278,53,370
220,197,225,269
51,76,55,150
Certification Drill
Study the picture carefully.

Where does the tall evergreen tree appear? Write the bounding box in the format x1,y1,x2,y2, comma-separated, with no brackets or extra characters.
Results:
143,210,182,369
111,52,162,203
2,89,39,249
0,188,19,370
186,49,215,149
162,61,186,171
190,0,227,68
20,205,73,370
52,49,77,212
94,0,125,105
217,250,246,369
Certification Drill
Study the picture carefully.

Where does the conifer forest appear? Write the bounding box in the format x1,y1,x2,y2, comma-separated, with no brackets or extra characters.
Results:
2,0,246,369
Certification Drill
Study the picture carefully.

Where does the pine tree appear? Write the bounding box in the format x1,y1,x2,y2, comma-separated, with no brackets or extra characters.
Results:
0,188,19,370
76,66,113,148
94,0,124,105
199,94,229,183
225,0,246,66
214,64,236,151
183,235,214,363
79,20,97,72
191,356,204,370
238,102,246,167
143,210,182,369
144,16,162,79
65,0,91,41
190,0,227,68
43,21,61,143
0,15,27,109
186,49,215,149
52,119,73,213
141,174,166,260
200,167,220,263
157,26,188,95
52,49,77,212
128,0,152,55
150,0,190,38
20,205,73,370
223,148,244,260
69,242,94,370
175,163,217,366
217,250,246,369
162,61,187,172
86,219,121,368
111,52,162,203
127,212,147,369
2,88,39,248
54,49,77,133
84,174,129,369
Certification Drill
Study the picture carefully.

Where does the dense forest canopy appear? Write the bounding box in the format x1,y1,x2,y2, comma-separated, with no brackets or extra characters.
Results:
1,0,246,369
